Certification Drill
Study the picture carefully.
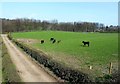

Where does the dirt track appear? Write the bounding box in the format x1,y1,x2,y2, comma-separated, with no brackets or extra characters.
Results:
1,34,58,82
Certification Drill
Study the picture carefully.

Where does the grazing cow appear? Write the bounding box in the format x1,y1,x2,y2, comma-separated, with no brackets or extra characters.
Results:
50,38,54,41
52,39,56,44
57,40,61,43
41,40,44,44
82,41,90,47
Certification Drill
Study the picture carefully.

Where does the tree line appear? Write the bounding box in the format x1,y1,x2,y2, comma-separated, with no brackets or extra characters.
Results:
0,18,119,33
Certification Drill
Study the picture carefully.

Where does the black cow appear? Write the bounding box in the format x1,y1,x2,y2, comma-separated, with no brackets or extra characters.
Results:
50,38,54,41
57,40,61,43
41,40,44,44
82,41,90,47
52,39,56,44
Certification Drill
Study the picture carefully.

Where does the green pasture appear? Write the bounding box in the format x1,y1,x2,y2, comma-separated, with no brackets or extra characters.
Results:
12,31,118,78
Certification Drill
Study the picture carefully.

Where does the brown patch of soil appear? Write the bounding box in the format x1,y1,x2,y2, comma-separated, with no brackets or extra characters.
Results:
17,38,40,44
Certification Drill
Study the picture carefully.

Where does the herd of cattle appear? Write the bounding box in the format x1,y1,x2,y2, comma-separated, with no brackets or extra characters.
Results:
40,37,90,47
40,37,61,44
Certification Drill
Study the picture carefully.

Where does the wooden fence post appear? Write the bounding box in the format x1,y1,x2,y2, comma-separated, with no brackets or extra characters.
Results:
109,62,112,74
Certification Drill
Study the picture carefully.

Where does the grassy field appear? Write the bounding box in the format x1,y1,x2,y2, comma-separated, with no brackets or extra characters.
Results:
12,31,118,78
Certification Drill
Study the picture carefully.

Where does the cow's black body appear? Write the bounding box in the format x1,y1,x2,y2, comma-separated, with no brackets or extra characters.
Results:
82,41,90,47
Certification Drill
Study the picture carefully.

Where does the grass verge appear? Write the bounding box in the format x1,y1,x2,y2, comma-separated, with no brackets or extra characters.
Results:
2,39,21,83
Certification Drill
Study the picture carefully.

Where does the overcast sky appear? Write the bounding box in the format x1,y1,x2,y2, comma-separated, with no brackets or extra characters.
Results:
1,2,118,26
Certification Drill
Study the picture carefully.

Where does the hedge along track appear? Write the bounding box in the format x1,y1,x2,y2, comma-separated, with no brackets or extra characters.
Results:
11,39,64,82
7,34,62,82
7,34,92,83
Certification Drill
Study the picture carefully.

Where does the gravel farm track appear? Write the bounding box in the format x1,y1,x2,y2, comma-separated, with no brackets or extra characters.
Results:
1,34,58,82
